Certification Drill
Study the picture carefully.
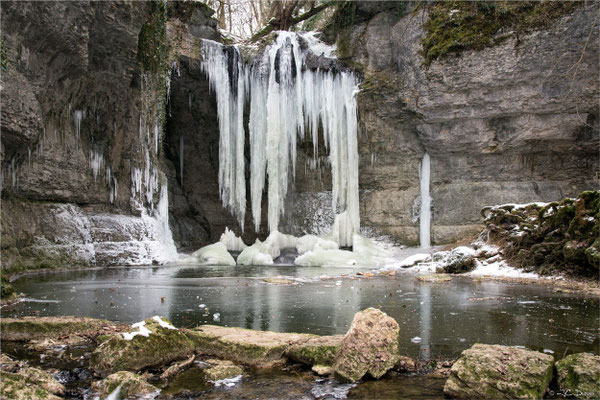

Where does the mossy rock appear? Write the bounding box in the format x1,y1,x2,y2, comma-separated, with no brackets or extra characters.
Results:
15,367,65,396
90,316,195,376
555,353,600,400
286,335,344,367
1,272,15,299
444,343,554,399
91,371,158,398
188,325,316,366
1,316,112,342
203,359,243,381
333,308,400,382
585,238,600,269
0,371,62,400
416,273,452,283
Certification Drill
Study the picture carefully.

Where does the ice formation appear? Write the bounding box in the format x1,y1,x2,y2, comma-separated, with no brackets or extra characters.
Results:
200,32,360,245
237,240,274,265
419,153,431,248
219,227,247,251
185,242,236,266
152,315,177,330
200,39,247,230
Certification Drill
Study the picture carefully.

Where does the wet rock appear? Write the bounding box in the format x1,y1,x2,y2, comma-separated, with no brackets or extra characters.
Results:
312,364,333,376
204,359,243,381
0,371,62,400
333,308,400,382
555,353,600,400
0,316,112,342
286,335,344,366
444,343,554,399
189,325,315,366
416,274,452,283
91,371,158,398
90,316,195,376
394,356,419,373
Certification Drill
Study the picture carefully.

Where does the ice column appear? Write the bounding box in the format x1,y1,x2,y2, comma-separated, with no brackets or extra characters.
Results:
200,40,247,230
419,153,431,248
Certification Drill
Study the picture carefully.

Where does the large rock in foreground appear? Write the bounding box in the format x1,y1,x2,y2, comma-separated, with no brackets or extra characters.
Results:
0,371,62,400
189,325,315,366
444,344,554,399
1,316,113,341
333,308,400,382
90,316,195,376
555,353,600,400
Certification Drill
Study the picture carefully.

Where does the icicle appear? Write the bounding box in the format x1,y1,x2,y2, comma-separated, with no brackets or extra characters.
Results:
179,135,184,187
188,92,192,112
89,145,104,183
420,153,431,248
155,183,178,261
200,39,247,229
154,120,160,154
28,147,31,168
73,110,83,139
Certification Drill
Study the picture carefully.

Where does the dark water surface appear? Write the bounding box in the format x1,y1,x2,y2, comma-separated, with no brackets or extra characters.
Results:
3,265,599,361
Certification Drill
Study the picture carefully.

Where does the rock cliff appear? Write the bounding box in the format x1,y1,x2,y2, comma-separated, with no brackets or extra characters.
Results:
0,1,223,270
297,1,599,245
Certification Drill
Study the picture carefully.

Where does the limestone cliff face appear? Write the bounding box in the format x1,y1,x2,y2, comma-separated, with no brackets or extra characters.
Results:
308,2,599,245
0,1,222,269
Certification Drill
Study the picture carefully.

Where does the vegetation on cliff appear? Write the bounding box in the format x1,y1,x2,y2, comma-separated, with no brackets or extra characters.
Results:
483,190,599,277
422,1,581,66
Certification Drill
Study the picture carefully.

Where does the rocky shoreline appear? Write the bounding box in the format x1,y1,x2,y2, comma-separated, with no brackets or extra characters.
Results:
1,310,598,399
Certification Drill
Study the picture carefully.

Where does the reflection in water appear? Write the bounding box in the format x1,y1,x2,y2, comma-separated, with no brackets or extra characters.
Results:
3,265,598,360
419,285,431,362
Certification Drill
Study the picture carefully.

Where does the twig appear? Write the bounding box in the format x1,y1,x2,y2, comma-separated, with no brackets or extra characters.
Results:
564,7,600,99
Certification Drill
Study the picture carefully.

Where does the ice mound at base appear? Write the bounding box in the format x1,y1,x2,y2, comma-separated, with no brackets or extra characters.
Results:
183,242,236,266
296,235,338,255
294,248,358,267
237,230,298,265
295,234,390,268
237,240,274,265
219,227,247,251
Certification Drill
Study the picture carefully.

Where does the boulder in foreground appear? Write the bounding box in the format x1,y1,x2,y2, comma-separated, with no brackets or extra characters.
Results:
189,325,315,365
333,307,400,382
555,352,600,400
444,343,554,399
1,316,112,341
90,316,195,376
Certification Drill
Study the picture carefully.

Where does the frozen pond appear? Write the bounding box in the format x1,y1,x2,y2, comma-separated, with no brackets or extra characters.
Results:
3,264,599,361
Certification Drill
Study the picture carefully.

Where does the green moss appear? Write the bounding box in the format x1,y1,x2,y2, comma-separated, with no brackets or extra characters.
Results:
1,272,15,298
422,1,580,67
138,0,168,74
90,317,195,376
1,316,111,341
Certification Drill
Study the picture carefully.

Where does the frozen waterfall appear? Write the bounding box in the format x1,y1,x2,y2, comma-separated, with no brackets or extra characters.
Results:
200,32,360,246
419,153,431,248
